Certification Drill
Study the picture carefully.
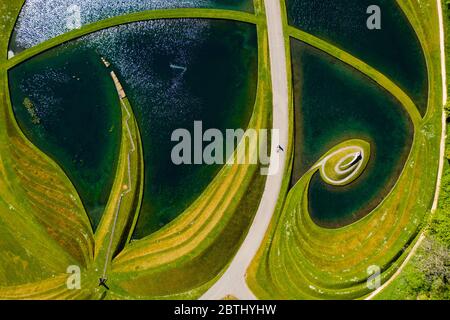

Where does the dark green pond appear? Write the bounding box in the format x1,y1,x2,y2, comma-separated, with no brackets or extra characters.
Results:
286,0,428,115
10,0,254,52
9,46,122,229
291,39,414,228
9,19,258,237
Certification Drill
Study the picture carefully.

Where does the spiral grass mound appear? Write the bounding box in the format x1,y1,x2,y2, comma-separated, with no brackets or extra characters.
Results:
247,0,445,300
250,134,435,299
316,140,370,187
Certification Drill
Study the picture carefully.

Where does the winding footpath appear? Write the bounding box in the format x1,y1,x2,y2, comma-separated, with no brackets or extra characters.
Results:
200,0,289,300
366,0,448,300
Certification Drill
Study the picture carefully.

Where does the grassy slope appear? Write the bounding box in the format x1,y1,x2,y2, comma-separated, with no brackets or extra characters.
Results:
0,1,270,299
92,95,145,280
377,157,450,299
0,0,95,298
1,0,147,298
375,0,450,300
6,9,257,70
247,0,443,299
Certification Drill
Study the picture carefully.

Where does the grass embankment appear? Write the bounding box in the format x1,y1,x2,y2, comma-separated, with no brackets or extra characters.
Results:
1,1,144,298
1,28,144,300
93,95,145,279
247,0,444,299
0,0,94,298
376,145,450,300
375,0,450,300
6,9,257,70
0,2,271,299
376,148,449,300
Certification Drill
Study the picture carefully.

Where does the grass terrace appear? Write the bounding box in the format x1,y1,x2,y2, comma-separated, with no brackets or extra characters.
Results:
0,0,272,299
247,0,445,299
